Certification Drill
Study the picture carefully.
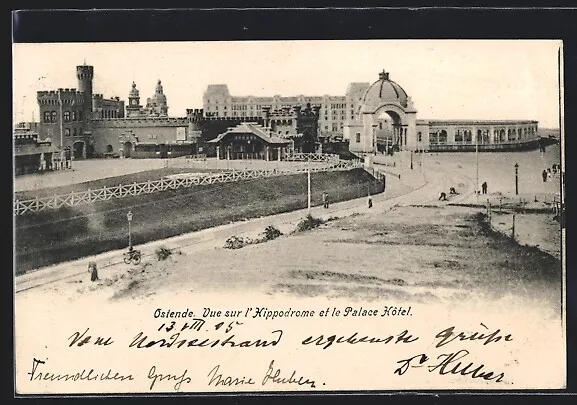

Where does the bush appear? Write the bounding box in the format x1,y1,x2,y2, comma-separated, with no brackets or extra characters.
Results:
155,246,173,261
296,214,325,232
262,225,283,241
224,235,248,249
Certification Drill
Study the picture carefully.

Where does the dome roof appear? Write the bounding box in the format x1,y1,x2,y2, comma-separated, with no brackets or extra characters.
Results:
362,70,408,109
129,82,139,98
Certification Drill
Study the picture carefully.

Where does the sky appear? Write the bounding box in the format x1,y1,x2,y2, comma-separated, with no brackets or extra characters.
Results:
13,40,562,128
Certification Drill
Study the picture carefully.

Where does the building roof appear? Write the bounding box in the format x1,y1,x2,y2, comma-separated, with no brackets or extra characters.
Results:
362,70,408,109
417,119,539,126
208,122,291,145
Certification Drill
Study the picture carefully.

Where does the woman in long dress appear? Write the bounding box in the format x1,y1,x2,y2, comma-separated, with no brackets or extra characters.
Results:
88,261,99,282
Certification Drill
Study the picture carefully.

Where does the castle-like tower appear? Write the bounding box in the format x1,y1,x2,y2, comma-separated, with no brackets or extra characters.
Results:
76,63,94,118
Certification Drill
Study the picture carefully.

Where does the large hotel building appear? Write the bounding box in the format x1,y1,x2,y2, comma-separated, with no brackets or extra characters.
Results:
202,82,371,140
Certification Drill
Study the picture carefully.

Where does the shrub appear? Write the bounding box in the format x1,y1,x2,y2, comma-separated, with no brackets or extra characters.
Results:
224,235,248,249
155,246,173,261
296,214,325,232
262,225,283,241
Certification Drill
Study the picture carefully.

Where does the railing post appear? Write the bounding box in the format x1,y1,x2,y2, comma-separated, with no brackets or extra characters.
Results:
148,180,152,193
70,191,74,206
103,186,107,199
35,196,39,211
88,188,92,202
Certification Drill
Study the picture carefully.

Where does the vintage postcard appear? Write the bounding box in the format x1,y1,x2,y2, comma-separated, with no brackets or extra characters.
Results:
13,39,565,394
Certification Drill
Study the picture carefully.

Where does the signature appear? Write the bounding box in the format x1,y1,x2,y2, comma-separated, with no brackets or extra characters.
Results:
394,350,505,382
262,360,317,388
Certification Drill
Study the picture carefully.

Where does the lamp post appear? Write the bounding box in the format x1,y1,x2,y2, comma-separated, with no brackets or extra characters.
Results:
127,210,133,248
515,163,519,195
410,150,413,170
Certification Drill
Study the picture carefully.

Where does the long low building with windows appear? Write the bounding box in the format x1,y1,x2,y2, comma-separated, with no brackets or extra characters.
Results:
416,119,540,152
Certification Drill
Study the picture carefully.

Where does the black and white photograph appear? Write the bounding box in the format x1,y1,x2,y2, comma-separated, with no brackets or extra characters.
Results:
13,35,566,394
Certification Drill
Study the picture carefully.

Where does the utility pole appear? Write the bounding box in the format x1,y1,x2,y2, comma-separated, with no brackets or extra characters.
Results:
307,156,311,214
515,163,519,195
475,130,479,202
58,89,65,167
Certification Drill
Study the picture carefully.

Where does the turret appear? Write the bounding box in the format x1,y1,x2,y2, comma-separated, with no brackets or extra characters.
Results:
76,63,94,114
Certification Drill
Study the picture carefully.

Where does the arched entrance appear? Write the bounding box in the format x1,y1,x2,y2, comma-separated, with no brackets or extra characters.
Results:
348,70,418,154
73,141,85,159
123,141,133,158
106,144,114,153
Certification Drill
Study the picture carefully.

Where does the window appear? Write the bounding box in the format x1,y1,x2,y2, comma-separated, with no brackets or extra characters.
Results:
79,128,83,136
73,128,78,137
455,130,463,143
43,111,51,123
464,130,472,144
417,132,422,142
72,111,77,121
379,123,383,130
50,111,57,123
64,111,71,122
439,130,448,144
78,111,82,121
106,144,113,153
64,128,71,137
356,133,361,143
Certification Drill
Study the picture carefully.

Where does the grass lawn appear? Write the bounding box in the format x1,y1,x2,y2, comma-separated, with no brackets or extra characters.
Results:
15,168,383,274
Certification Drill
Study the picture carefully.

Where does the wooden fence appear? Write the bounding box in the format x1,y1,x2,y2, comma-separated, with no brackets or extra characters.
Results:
14,159,363,215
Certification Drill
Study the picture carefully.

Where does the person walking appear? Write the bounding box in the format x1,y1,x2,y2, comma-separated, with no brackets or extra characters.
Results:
367,193,373,208
88,261,99,282
542,169,548,182
481,181,488,194
322,192,329,209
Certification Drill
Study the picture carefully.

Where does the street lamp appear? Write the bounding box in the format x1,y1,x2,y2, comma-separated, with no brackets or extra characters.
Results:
514,163,519,195
127,210,133,248
410,150,413,170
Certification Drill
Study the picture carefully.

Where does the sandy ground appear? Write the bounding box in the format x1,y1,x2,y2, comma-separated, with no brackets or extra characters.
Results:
16,204,561,318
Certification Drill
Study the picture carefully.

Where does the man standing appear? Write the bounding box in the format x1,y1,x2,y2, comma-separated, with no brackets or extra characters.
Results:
481,182,488,194
368,193,373,208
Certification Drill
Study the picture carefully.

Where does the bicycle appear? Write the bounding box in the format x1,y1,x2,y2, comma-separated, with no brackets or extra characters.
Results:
123,248,142,265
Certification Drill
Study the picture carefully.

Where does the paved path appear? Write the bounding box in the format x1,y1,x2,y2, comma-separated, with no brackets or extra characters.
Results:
15,163,476,293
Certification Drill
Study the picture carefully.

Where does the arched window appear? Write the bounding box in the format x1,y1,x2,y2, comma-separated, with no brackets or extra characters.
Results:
464,130,472,144
106,144,113,153
50,111,57,123
439,130,448,144
455,130,463,143
43,111,51,123
64,128,71,137
63,111,71,122
494,130,499,143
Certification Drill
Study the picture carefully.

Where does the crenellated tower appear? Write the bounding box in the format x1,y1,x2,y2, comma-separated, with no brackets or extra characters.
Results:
76,63,94,118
